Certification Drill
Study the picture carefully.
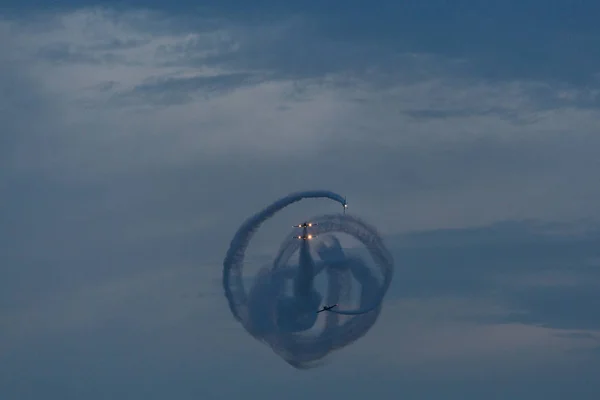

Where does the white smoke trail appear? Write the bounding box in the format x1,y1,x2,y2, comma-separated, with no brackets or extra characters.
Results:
222,191,393,368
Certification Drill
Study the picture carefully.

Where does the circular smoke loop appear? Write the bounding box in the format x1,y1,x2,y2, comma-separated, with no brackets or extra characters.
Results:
222,191,394,369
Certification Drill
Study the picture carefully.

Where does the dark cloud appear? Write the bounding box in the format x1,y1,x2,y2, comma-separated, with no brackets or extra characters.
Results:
115,72,265,106
211,0,600,86
401,107,540,125
35,42,130,65
5,1,600,87
503,285,600,329
384,220,600,331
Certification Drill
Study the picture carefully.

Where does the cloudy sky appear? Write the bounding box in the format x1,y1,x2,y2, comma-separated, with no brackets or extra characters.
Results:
2,1,600,398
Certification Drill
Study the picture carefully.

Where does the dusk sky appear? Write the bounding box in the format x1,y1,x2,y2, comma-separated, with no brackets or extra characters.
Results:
2,1,600,399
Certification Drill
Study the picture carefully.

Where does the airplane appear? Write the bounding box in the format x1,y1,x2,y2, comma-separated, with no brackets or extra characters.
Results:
293,222,317,228
316,304,338,313
295,234,316,240
294,220,317,240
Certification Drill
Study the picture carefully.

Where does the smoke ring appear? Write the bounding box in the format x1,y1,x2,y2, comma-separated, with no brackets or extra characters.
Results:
222,191,394,368
273,213,393,315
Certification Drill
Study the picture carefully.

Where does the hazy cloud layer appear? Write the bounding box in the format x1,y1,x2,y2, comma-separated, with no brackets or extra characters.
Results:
3,9,599,226
3,219,600,399
2,4,600,399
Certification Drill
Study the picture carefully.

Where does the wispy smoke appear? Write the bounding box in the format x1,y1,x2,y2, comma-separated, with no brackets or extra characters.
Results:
222,191,394,368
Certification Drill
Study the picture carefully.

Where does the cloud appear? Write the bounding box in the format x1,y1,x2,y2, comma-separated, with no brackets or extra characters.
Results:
2,6,600,398
311,220,600,391
117,72,263,105
2,5,600,290
4,218,599,379
384,220,600,333
4,9,600,220
3,3,600,328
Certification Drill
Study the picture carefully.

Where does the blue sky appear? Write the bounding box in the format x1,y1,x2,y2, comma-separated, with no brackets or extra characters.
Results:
2,1,600,399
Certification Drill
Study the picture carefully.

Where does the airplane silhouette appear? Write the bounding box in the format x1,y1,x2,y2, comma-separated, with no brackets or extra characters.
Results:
293,222,317,228
316,304,338,313
294,234,316,240
294,221,317,240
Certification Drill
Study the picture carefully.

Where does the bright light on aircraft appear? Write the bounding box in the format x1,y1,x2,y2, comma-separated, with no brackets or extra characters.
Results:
294,222,318,228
